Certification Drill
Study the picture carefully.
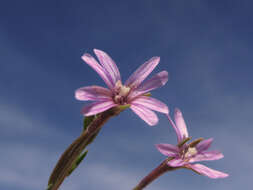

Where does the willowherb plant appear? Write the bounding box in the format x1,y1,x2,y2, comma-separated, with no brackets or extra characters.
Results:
46,49,228,190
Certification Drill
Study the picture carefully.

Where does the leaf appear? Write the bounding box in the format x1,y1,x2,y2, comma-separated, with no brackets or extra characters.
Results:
68,150,88,176
47,108,121,190
83,115,95,131
46,184,53,190
76,150,88,166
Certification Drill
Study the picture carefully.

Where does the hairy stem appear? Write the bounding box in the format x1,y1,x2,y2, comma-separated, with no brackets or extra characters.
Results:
133,159,179,190
47,107,123,190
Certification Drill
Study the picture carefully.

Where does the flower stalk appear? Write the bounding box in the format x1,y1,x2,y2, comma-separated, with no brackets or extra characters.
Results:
47,106,127,190
133,159,178,190
133,108,229,190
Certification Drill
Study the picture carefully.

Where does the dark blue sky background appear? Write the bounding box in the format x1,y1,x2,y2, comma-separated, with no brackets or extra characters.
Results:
1,0,252,189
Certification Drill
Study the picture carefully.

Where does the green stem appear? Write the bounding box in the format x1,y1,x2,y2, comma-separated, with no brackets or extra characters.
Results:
47,106,125,190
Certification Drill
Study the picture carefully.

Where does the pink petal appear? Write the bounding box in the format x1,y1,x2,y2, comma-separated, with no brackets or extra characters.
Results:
186,164,229,179
174,108,189,141
156,144,179,157
130,96,169,114
81,53,114,89
81,101,116,116
128,71,168,99
125,57,160,89
167,114,184,143
196,138,213,152
190,151,224,163
75,85,112,101
94,49,121,85
130,104,158,126
168,158,185,167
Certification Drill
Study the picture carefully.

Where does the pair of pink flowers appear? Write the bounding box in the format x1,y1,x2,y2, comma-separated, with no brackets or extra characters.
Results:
75,49,228,179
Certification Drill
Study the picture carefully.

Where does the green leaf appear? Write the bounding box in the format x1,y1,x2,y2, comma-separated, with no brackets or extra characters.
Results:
76,150,88,166
83,115,95,131
68,150,88,176
46,184,53,190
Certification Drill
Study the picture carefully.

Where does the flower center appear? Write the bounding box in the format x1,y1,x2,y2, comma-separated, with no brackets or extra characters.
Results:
184,147,198,159
113,80,131,105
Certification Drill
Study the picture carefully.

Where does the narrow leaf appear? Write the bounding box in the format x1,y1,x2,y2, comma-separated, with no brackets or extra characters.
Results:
46,184,53,190
83,115,95,131
76,150,88,166
68,150,88,176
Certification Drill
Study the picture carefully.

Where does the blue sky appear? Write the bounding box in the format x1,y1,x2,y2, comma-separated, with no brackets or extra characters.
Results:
0,0,252,189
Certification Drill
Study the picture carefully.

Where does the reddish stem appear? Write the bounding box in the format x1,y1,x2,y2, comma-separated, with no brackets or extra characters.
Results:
47,107,123,190
133,159,178,190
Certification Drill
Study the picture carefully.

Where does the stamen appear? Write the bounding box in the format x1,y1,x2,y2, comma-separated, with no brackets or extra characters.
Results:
119,85,130,96
113,80,131,104
185,147,198,158
115,80,122,90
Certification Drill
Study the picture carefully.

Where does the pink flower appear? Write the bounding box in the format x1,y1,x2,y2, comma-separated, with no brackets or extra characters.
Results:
75,49,169,126
156,108,229,178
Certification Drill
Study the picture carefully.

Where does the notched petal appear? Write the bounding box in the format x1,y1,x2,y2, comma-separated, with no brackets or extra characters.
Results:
196,138,213,152
156,144,179,157
131,96,169,114
81,101,116,116
130,104,158,126
125,57,160,88
190,151,224,163
81,53,114,89
174,108,189,140
128,71,168,99
186,164,229,179
75,86,112,101
94,49,121,85
168,158,185,167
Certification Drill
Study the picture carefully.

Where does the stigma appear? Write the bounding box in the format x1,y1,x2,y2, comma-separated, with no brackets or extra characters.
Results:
114,80,131,104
